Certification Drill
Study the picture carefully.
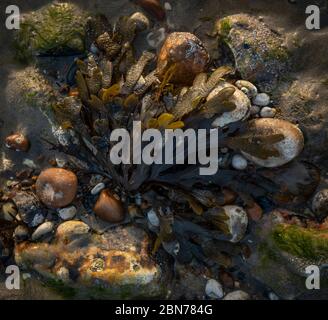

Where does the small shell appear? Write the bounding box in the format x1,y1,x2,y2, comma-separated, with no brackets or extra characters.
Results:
235,80,258,97
211,83,250,128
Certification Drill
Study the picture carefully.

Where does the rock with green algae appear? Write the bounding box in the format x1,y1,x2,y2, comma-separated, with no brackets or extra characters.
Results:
249,212,328,299
14,221,168,299
216,14,289,92
14,2,87,62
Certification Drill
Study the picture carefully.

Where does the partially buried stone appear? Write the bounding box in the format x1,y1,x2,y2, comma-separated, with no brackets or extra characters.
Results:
260,107,277,118
205,279,224,299
13,191,46,227
157,32,210,85
312,189,328,220
93,189,125,223
223,290,250,300
36,168,78,208
58,206,77,221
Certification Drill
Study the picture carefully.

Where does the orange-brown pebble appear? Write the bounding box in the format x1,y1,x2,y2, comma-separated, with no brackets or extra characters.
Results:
35,168,78,208
5,133,30,152
93,189,125,223
157,32,210,85
246,202,263,221
68,88,79,97
222,188,237,205
136,0,166,21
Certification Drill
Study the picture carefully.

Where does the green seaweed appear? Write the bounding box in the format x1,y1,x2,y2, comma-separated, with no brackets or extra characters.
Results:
272,224,328,261
219,18,232,38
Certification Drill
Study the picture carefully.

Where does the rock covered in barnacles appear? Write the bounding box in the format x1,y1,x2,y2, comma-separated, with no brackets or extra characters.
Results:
312,189,328,221
36,168,78,208
93,190,125,223
14,3,87,62
237,118,304,168
5,133,30,152
15,224,166,299
157,32,210,85
216,14,289,92
210,82,250,128
13,191,46,227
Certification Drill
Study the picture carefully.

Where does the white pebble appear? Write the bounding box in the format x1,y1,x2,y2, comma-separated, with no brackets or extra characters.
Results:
23,159,37,169
260,107,277,118
22,273,31,280
58,206,77,220
31,221,54,241
91,182,105,195
205,279,224,299
269,292,279,300
232,154,248,170
253,93,270,106
223,290,250,300
164,2,172,10
147,209,160,227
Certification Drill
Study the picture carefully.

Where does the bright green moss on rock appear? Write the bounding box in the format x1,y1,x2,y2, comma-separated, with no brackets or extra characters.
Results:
272,224,328,261
14,3,87,63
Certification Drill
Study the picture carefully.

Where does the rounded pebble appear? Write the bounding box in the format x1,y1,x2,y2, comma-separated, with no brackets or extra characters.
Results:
13,225,29,241
231,154,248,170
36,168,78,208
31,221,54,241
223,290,250,300
205,279,224,299
147,209,160,227
260,107,277,118
312,189,328,219
253,93,270,106
91,182,105,195
58,206,77,220
250,105,260,115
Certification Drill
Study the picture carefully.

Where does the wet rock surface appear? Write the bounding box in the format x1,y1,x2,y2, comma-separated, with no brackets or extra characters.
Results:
0,0,328,301
15,222,166,299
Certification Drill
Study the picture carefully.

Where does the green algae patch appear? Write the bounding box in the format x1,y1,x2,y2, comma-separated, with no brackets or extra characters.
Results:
272,224,328,261
14,3,87,63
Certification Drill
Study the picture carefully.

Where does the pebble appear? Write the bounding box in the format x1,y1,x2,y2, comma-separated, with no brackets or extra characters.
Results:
93,189,125,223
268,292,279,300
235,80,258,98
250,105,260,115
147,28,166,49
312,189,328,219
205,279,224,299
13,225,29,241
22,273,31,280
253,93,270,106
36,168,78,208
223,290,250,300
91,182,105,195
5,133,30,152
31,213,45,227
147,209,160,227
260,106,277,118
58,206,77,220
23,159,37,169
231,154,248,170
164,2,172,10
129,12,150,32
90,43,99,55
31,221,55,241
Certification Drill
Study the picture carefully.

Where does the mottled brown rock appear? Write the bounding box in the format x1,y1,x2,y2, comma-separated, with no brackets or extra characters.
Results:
5,133,30,152
157,32,210,85
36,168,78,208
93,189,125,223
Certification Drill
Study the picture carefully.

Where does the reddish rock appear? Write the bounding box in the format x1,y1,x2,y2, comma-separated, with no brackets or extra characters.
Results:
157,32,210,85
136,0,166,21
5,133,30,152
36,168,78,208
246,202,263,221
93,189,125,223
